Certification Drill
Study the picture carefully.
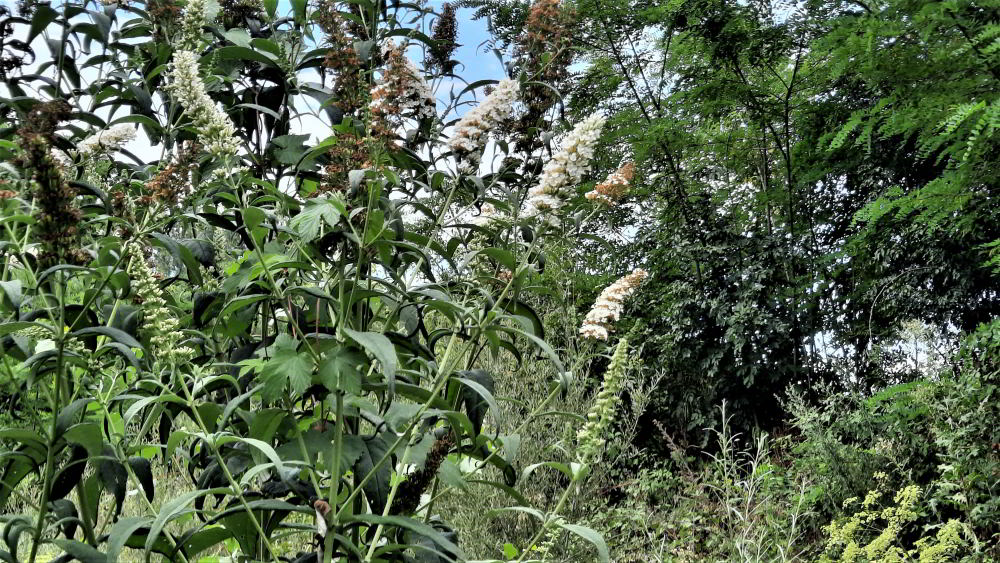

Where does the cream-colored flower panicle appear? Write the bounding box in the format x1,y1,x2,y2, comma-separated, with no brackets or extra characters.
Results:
579,268,647,340
525,112,606,218
77,125,137,157
448,78,520,173
165,50,241,158
586,161,635,205
576,338,630,464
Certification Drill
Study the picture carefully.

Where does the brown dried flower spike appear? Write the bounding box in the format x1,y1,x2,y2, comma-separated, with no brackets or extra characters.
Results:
18,100,89,266
147,142,201,206
317,3,366,117
427,2,458,74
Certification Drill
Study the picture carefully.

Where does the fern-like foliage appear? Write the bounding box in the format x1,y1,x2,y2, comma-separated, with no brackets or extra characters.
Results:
820,0,1000,241
454,0,531,49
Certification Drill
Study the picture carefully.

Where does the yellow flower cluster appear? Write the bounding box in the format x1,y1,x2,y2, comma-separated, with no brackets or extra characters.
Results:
821,473,966,562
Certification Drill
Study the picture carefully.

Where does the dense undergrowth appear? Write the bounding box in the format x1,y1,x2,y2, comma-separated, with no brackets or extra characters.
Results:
0,0,998,561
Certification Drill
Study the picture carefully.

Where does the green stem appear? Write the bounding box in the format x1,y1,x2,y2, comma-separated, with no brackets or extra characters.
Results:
179,367,283,563
28,275,67,563
335,331,462,522
413,384,562,514
514,480,578,563
321,391,345,563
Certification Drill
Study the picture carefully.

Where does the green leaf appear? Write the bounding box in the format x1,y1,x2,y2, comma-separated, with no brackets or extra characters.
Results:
345,514,463,558
499,300,544,339
50,445,88,501
316,345,365,394
129,457,155,502
97,444,127,519
50,539,105,563
209,46,280,68
343,327,397,380
351,433,392,514
28,4,59,43
107,516,151,563
556,522,610,563
57,398,94,435
220,294,270,318
146,488,232,554
177,527,233,557
71,326,142,351
271,133,310,165
456,369,496,436
290,196,346,242
64,422,103,456
0,280,22,310
291,0,307,21
224,28,252,47
259,333,314,401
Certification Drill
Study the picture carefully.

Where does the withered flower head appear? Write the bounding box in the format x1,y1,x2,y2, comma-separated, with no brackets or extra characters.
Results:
0,179,16,199
148,141,201,205
320,132,374,196
586,161,635,205
18,100,71,144
391,435,454,515
146,0,183,42
17,100,89,266
317,2,367,117
0,5,32,80
219,0,263,29
427,2,458,74
509,0,578,153
369,42,436,130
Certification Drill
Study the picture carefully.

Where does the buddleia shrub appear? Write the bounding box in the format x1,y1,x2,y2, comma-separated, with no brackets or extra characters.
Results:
0,0,645,561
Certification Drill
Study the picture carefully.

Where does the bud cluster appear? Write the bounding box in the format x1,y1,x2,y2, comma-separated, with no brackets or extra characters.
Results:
128,245,194,363
576,338,630,463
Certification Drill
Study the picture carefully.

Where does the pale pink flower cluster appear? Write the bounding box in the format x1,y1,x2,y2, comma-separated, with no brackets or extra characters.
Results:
470,202,500,227
579,268,648,340
525,112,606,218
370,44,437,123
586,161,635,205
77,125,137,157
448,79,520,172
